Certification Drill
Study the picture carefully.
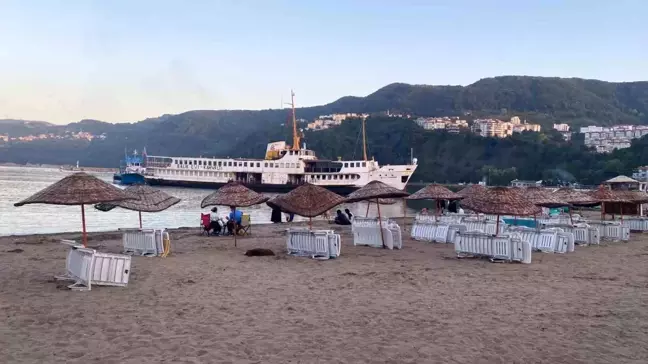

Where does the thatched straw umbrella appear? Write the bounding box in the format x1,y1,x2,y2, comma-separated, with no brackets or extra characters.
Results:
346,181,410,248
524,186,575,223
406,184,464,221
590,185,630,220
457,184,487,198
14,172,134,246
523,187,573,208
617,191,648,218
553,187,600,206
201,181,269,208
266,183,346,228
460,186,542,234
200,181,270,246
94,185,181,228
616,190,648,204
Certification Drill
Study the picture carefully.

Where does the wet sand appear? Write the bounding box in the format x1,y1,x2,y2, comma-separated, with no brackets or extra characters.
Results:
1,220,647,364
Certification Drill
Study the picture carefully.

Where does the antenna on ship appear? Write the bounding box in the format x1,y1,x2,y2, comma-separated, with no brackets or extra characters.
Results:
290,90,300,150
362,116,368,161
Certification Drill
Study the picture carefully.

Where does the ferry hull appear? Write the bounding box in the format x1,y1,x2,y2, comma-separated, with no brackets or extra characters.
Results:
145,177,361,195
115,173,146,185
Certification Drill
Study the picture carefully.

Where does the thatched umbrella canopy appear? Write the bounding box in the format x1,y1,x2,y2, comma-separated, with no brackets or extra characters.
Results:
201,181,269,208
345,181,409,203
457,184,487,211
461,187,542,216
616,190,648,204
407,184,463,201
94,185,181,228
461,187,542,233
589,185,629,203
589,185,634,220
266,183,346,219
14,172,134,246
524,186,571,208
457,184,487,198
553,187,600,206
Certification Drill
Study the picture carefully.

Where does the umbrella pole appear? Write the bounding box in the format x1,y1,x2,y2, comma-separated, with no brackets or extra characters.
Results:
621,204,624,221
601,202,605,221
139,211,143,229
569,209,574,225
402,199,407,232
376,198,386,248
435,200,439,222
309,217,312,230
496,214,500,236
81,204,87,247
366,201,370,217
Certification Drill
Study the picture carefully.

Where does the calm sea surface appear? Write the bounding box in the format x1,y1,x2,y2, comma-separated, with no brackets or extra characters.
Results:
0,166,424,236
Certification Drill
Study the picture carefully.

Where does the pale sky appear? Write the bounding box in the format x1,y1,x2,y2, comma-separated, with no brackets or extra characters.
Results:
0,0,646,124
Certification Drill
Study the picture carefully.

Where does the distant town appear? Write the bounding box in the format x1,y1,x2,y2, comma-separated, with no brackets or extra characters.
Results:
302,111,648,154
0,130,105,143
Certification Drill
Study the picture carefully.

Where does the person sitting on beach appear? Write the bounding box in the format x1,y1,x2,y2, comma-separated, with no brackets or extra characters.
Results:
420,208,429,215
210,207,223,235
227,206,243,235
334,209,351,225
285,212,295,222
344,208,353,221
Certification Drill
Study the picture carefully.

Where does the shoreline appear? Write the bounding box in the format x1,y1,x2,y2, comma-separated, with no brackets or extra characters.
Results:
0,163,117,173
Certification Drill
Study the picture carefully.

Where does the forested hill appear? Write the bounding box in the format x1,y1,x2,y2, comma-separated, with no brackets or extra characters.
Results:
1,75,648,185
324,76,648,127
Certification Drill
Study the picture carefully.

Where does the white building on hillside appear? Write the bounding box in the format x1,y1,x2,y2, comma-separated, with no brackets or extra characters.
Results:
580,125,648,153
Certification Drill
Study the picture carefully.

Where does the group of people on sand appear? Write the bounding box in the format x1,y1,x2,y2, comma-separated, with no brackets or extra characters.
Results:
334,209,353,225
206,206,243,236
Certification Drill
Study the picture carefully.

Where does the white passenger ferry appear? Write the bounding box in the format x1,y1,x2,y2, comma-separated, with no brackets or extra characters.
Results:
143,92,418,193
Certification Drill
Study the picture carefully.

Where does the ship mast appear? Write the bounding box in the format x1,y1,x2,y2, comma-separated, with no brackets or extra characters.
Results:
362,116,368,161
291,90,300,150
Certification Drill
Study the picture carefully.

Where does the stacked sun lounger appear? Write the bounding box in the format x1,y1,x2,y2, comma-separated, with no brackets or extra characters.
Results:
410,220,467,244
505,226,575,253
453,231,532,264
540,223,600,245
120,228,171,257
582,220,630,241
286,228,341,259
621,217,648,232
352,217,402,249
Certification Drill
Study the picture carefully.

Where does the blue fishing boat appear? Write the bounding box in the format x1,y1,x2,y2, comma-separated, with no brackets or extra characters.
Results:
113,149,146,185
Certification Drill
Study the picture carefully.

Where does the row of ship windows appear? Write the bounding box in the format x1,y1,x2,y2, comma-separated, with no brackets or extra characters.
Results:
175,160,302,169
173,160,368,169
312,174,359,180
344,162,367,168
161,170,234,177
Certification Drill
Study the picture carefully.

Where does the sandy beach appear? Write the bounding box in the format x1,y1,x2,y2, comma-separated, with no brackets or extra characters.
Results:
1,220,647,364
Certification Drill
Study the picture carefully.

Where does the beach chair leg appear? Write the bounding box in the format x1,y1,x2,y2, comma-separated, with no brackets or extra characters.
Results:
54,274,75,282
67,281,91,291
